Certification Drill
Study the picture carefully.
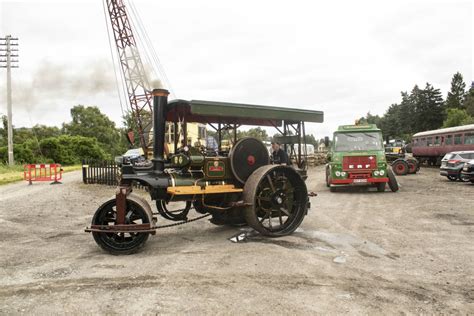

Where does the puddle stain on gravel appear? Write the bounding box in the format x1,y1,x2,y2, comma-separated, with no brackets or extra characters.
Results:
229,229,399,260
434,213,474,226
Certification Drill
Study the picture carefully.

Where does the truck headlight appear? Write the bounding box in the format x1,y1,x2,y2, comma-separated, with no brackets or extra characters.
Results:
379,170,385,176
374,170,380,176
335,171,341,177
341,171,347,177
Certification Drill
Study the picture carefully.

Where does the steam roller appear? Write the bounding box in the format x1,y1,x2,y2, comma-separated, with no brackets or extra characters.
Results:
86,88,324,254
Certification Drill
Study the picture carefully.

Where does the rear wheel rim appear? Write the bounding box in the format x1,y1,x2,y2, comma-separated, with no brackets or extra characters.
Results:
396,163,406,173
253,168,306,234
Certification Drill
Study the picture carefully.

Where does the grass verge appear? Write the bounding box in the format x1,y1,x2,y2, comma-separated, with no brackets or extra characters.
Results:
0,164,82,186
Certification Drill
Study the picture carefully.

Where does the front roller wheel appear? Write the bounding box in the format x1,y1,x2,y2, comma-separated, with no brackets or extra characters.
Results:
243,165,308,237
92,198,150,255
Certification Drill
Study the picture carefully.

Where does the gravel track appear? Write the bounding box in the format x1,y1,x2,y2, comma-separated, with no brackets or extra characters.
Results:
0,167,472,314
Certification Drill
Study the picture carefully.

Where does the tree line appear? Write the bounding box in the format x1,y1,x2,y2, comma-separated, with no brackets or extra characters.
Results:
358,72,474,141
0,105,128,165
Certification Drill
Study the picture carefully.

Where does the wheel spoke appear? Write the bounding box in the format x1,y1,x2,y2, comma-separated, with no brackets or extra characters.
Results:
280,207,290,216
266,174,276,193
259,211,270,223
257,196,271,202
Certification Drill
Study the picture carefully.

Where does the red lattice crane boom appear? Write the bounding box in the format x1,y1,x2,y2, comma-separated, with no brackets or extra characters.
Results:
105,0,153,155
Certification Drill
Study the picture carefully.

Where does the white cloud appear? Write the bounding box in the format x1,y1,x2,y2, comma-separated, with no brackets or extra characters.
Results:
0,0,472,139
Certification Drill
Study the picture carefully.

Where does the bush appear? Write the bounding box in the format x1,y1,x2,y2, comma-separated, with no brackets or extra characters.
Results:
0,135,108,165
39,135,108,165
0,140,39,164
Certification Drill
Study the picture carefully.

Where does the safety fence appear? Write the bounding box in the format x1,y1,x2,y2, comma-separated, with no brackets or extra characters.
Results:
24,163,63,185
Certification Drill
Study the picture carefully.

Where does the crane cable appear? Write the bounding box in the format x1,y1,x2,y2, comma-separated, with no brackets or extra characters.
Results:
102,0,126,118
127,0,176,98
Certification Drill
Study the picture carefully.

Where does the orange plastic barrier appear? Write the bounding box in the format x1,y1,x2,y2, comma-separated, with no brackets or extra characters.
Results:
24,164,63,185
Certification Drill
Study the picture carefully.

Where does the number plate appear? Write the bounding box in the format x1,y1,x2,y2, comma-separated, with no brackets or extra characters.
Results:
353,179,368,183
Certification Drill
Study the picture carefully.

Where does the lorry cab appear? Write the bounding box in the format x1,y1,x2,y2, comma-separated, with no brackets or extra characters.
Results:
326,124,398,192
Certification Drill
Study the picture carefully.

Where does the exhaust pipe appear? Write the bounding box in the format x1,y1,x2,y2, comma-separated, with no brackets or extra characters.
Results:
152,88,169,172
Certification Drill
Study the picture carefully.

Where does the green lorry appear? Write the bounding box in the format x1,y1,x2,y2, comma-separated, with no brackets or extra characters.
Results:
325,124,398,192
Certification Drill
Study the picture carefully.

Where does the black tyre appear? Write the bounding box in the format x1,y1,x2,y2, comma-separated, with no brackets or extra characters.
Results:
392,159,409,176
387,168,399,192
325,166,330,187
243,165,308,237
447,175,457,181
470,179,474,184
376,182,386,192
92,198,150,255
460,176,470,182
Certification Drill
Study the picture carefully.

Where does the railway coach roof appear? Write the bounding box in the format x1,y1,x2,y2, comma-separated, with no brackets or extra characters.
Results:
412,124,474,137
166,99,324,126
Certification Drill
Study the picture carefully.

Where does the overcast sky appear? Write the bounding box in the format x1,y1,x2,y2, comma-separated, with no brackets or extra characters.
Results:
0,0,472,138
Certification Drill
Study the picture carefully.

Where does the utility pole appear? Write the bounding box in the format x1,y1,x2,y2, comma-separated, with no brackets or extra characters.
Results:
0,35,19,166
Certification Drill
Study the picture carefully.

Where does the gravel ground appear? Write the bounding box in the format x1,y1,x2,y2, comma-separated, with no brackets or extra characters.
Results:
0,166,473,314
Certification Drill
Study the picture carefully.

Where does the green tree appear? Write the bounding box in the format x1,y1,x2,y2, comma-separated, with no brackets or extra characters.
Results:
413,83,445,132
63,105,125,156
442,108,474,128
31,125,62,140
304,134,318,146
237,127,269,141
464,83,474,116
0,115,6,147
122,110,152,148
358,112,382,127
445,72,466,110
40,135,107,164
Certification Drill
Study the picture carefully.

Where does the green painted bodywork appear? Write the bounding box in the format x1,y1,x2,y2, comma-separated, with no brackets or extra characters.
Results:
327,124,388,182
204,158,230,179
167,99,324,125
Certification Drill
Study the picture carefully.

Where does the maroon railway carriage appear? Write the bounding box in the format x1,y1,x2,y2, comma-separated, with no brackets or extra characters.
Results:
412,124,474,165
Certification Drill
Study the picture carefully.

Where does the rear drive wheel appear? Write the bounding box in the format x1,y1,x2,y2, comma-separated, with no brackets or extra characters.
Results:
392,159,409,176
243,165,308,237
387,168,399,192
407,158,418,174
92,198,150,255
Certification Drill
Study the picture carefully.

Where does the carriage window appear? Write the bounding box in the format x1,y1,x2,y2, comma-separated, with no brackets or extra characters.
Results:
420,138,426,146
454,134,462,145
445,135,453,145
434,136,440,145
413,138,418,147
464,133,474,145
427,137,433,146
165,123,175,143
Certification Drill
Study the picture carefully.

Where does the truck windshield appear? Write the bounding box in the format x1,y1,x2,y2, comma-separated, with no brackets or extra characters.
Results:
334,132,383,151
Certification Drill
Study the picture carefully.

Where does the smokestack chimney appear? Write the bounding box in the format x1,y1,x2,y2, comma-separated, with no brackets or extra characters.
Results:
152,88,169,172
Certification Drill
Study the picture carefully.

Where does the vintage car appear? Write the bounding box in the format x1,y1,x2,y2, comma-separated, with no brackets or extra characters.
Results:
439,151,474,181
460,159,474,183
